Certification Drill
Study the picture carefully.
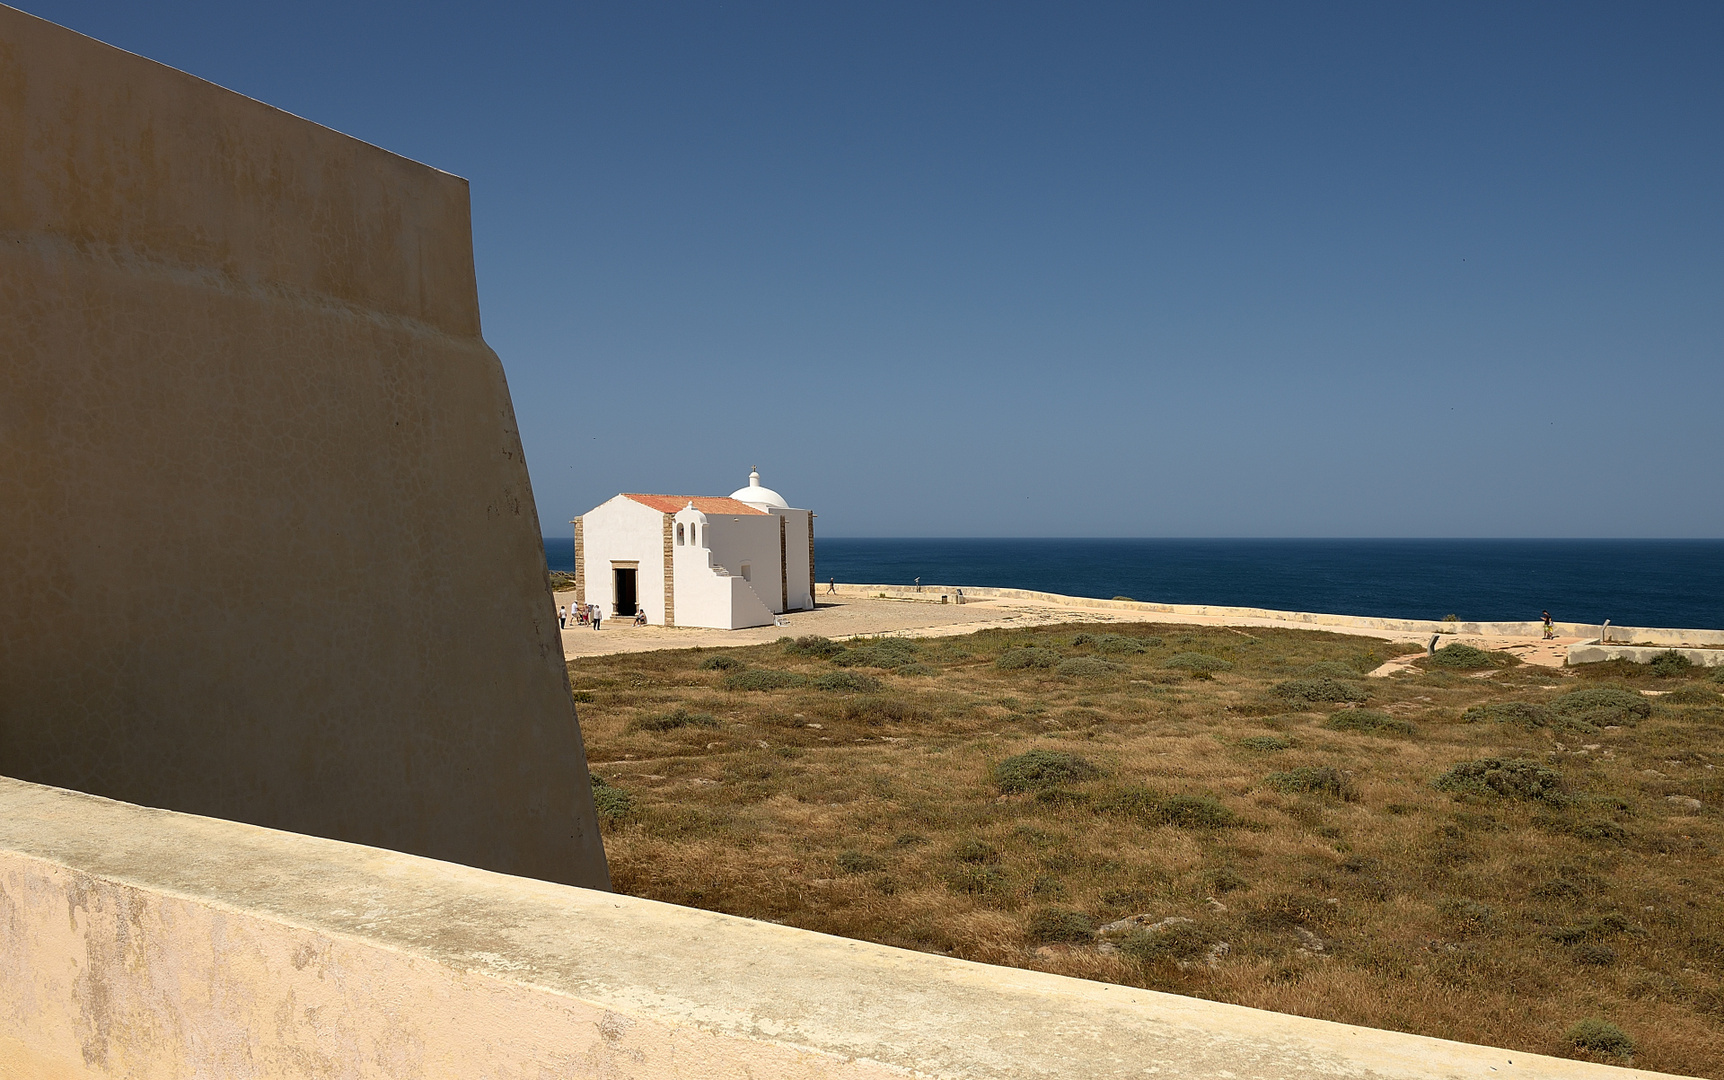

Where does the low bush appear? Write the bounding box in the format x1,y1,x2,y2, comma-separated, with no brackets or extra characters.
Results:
1550,687,1650,725
571,690,596,703
1427,644,1515,670
1271,677,1369,704
1164,652,1233,674
589,775,633,823
1548,913,1642,943
1563,1019,1635,1061
813,671,883,693
1265,766,1357,800
1096,634,1151,655
1573,943,1617,966
1239,735,1292,752
722,669,808,691
1120,921,1214,963
896,663,940,677
1208,867,1249,893
1325,709,1416,735
1434,758,1564,801
833,639,921,668
949,865,1009,896
698,654,744,671
1058,657,1123,678
836,850,885,874
781,635,843,659
996,647,1062,671
1714,666,1724,684
995,750,1103,793
953,838,1000,864
1462,701,1553,727
1026,906,1096,944
1650,649,1694,677
628,708,719,733
1664,683,1722,705
1093,786,1239,828
1303,662,1364,680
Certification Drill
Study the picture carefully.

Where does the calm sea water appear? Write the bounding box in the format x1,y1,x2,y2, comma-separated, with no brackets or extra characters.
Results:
542,538,1724,630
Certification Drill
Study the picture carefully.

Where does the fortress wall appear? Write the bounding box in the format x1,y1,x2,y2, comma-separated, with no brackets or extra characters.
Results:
0,7,607,889
0,776,1685,1080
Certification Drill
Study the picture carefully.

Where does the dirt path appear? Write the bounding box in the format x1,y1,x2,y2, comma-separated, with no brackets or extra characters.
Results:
553,588,1570,664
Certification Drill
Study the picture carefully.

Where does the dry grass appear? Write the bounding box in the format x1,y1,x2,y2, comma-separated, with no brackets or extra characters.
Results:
572,623,1724,1075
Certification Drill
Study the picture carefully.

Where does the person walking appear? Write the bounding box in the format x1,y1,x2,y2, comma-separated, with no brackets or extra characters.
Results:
558,603,567,630
1542,610,1555,640
827,577,836,594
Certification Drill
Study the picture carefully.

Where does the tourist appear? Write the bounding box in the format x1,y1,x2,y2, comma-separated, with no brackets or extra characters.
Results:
827,577,836,594
591,604,601,631
634,607,648,627
1542,610,1554,640
558,604,567,629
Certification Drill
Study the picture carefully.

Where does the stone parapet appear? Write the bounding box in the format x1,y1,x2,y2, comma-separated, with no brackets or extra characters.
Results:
0,776,1689,1080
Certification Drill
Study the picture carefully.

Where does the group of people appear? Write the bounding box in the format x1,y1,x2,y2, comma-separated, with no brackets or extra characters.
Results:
558,603,603,630
557,603,651,630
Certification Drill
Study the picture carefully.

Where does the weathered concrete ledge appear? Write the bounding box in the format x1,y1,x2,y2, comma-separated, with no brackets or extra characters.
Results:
833,584,1724,648
1567,642,1724,669
0,777,1689,1079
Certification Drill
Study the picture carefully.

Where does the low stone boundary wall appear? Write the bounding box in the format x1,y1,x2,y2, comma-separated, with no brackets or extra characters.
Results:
1568,643,1724,669
832,584,1723,649
0,776,1689,1079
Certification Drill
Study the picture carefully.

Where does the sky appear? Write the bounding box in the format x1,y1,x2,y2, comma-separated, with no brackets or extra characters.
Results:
24,1,1724,537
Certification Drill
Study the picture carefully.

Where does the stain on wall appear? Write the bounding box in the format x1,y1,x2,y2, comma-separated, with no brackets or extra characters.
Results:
0,7,608,890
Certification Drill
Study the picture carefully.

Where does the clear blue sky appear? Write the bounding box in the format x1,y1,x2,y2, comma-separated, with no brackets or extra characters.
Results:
27,2,1724,537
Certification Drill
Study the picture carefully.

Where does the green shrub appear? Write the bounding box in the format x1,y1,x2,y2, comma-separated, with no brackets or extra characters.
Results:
996,647,1062,670
781,635,843,658
1026,906,1096,944
1120,921,1213,963
1427,644,1514,670
832,639,921,668
1165,652,1233,673
1434,758,1564,801
896,663,940,677
1265,766,1356,800
1462,701,1553,727
627,708,719,732
1572,943,1616,966
1649,649,1694,677
1058,657,1122,678
813,671,883,693
1563,1019,1635,1060
836,850,885,874
1548,913,1642,943
995,750,1103,793
953,838,1000,864
1550,687,1650,725
1093,786,1238,828
1325,709,1416,736
1271,677,1369,704
1714,666,1724,684
1208,867,1249,893
589,775,633,823
949,865,1009,896
1439,897,1496,929
698,654,744,671
571,690,596,703
1664,683,1722,705
1303,662,1363,680
722,669,808,691
1239,735,1292,752
1096,634,1151,654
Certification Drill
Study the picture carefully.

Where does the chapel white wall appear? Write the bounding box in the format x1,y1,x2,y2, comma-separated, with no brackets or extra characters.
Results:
578,496,666,623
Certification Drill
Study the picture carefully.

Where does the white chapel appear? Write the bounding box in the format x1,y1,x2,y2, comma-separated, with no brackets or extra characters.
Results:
571,470,815,630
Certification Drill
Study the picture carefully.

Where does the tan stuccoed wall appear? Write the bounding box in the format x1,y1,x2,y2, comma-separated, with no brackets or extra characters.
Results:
0,778,1691,1080
0,7,606,888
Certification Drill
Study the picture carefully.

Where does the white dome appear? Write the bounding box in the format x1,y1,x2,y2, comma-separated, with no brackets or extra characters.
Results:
729,467,788,509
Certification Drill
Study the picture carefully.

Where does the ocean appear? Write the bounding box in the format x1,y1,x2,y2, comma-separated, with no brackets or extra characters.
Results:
541,538,1724,631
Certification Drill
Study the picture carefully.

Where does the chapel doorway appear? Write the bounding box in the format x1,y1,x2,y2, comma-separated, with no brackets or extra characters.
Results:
613,567,638,617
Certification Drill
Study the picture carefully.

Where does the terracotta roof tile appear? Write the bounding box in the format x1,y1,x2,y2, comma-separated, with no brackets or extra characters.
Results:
622,494,768,516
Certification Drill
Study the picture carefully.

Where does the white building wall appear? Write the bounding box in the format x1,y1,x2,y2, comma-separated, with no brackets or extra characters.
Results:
578,496,666,624
772,509,814,612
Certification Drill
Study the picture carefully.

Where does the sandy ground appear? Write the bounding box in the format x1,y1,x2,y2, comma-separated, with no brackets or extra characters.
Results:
552,588,1577,670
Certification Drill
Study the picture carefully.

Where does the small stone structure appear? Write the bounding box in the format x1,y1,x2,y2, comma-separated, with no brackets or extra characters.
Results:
0,8,607,889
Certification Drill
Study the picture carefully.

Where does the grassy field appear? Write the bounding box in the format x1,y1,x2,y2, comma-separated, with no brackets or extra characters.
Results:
571,623,1724,1075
